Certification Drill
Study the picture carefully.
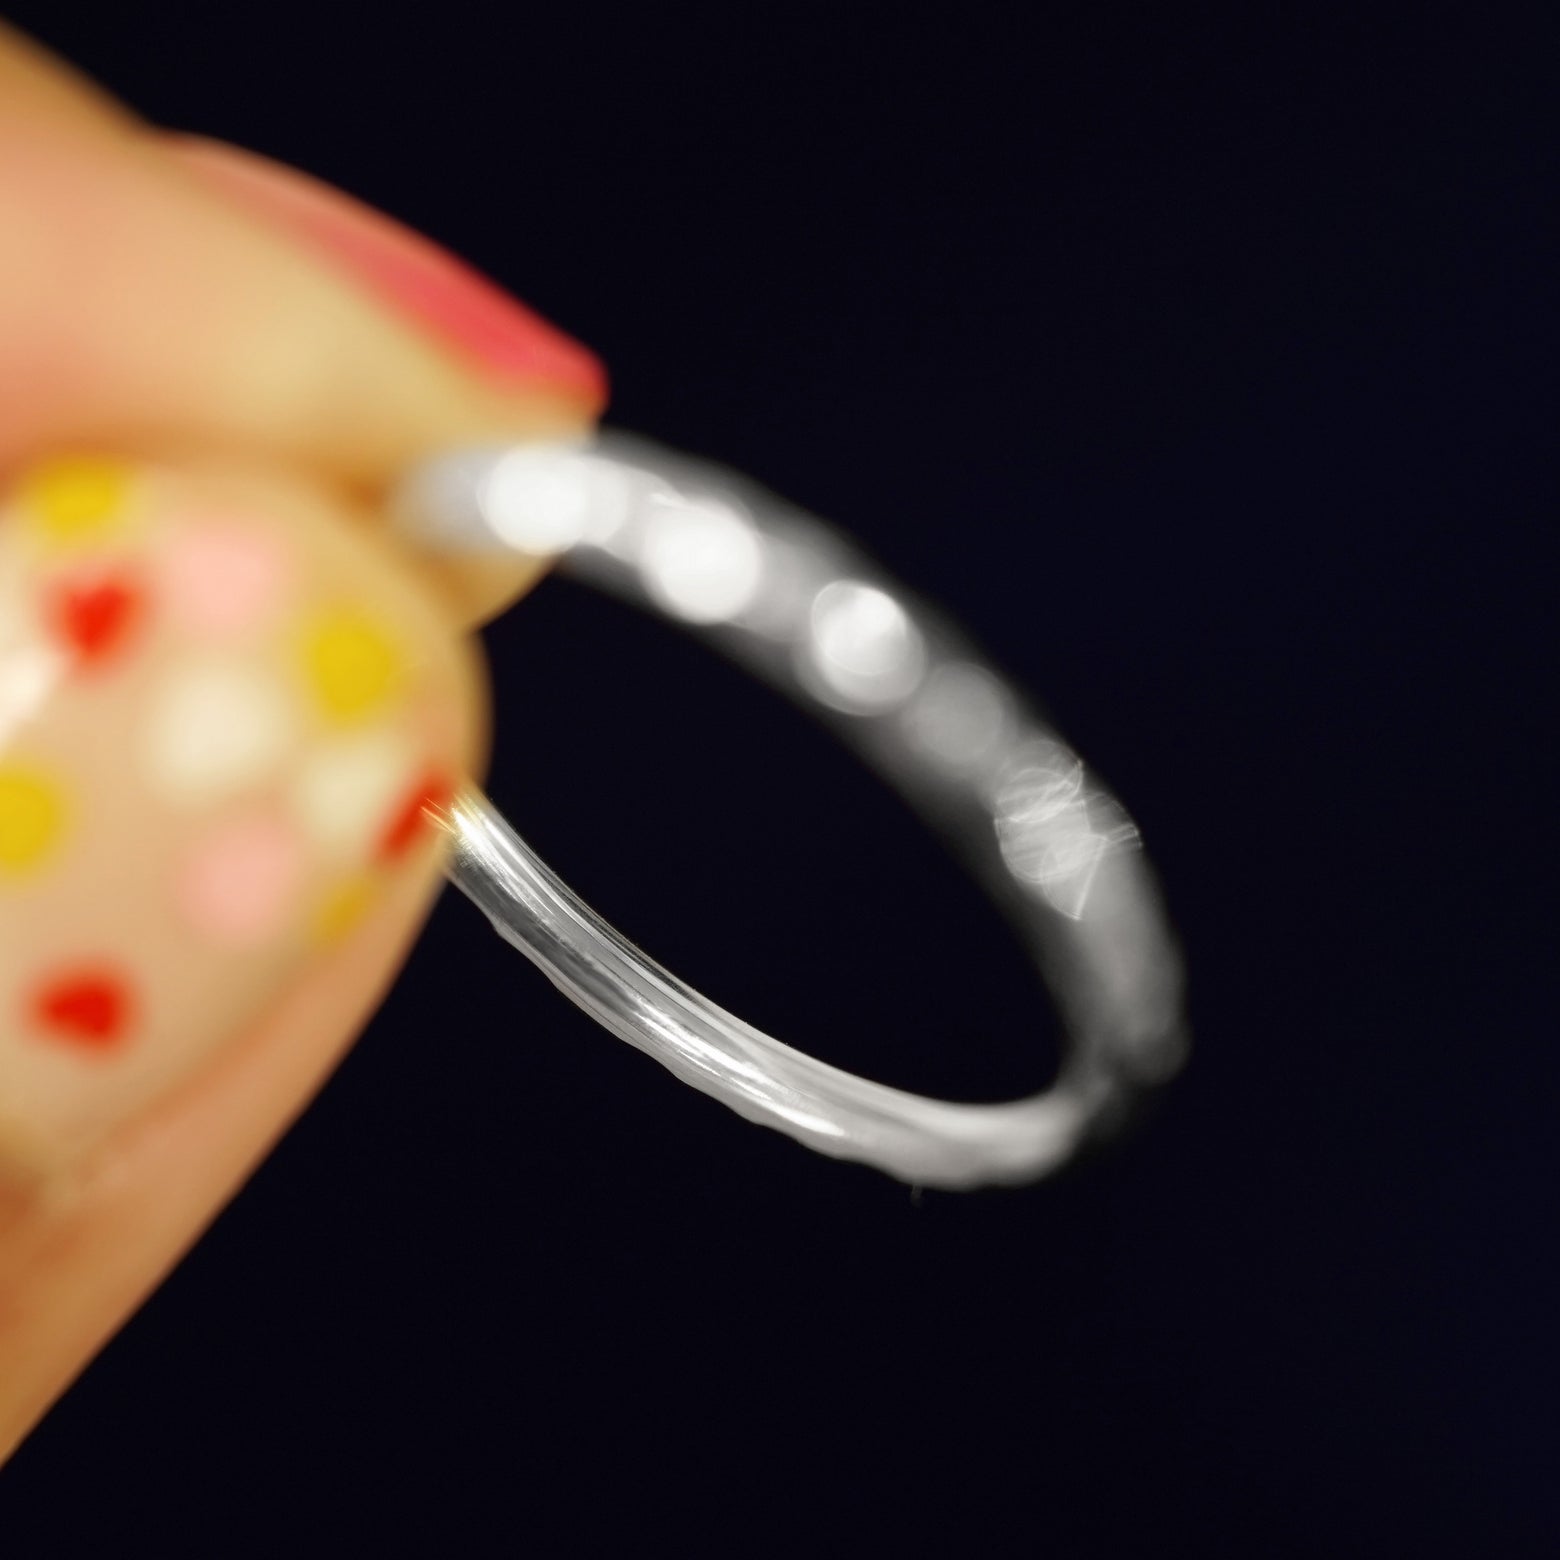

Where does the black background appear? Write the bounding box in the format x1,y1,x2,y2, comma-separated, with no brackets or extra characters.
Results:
2,3,1555,1554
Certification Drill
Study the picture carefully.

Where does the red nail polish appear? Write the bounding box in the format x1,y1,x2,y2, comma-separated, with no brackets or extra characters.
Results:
169,137,607,412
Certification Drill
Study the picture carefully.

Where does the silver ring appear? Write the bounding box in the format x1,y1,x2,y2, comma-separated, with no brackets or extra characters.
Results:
393,431,1188,1189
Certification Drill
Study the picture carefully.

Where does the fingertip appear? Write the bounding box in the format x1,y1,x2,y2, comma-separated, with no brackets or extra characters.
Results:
0,449,487,1452
0,452,483,1182
163,135,610,416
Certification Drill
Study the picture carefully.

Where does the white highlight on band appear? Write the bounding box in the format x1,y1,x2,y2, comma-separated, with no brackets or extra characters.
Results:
991,738,1139,919
480,447,600,554
389,429,1187,1187
804,580,927,713
902,661,1009,774
638,495,765,624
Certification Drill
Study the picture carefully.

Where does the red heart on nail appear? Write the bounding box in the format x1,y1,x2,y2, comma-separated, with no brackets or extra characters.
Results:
377,771,456,863
50,574,144,667
33,969,134,1051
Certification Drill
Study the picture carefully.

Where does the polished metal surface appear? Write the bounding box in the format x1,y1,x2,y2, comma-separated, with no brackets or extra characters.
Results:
398,432,1187,1188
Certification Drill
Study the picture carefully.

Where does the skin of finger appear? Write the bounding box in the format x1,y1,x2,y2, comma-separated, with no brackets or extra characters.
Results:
0,462,487,1461
0,842,462,1462
0,21,135,129
0,26,594,626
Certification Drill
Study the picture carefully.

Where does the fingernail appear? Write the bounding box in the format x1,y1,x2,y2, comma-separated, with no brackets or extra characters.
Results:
0,456,468,1176
166,136,608,413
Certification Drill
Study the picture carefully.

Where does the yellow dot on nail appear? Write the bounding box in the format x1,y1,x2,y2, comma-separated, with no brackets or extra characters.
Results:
302,610,405,725
311,874,376,946
0,765,68,877
15,457,133,549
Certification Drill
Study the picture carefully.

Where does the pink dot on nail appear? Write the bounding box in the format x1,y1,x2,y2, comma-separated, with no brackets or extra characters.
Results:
177,812,305,948
161,521,289,638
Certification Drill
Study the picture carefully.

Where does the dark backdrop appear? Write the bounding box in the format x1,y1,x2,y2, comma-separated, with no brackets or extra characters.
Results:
2,4,1554,1554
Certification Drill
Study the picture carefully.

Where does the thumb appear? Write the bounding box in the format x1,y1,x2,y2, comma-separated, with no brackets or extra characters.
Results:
0,453,485,1460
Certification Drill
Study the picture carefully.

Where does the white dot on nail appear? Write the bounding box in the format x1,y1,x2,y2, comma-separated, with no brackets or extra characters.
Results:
141,659,297,804
291,728,417,860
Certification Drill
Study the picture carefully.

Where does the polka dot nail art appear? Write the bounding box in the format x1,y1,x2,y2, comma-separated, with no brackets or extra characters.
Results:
0,457,470,1174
